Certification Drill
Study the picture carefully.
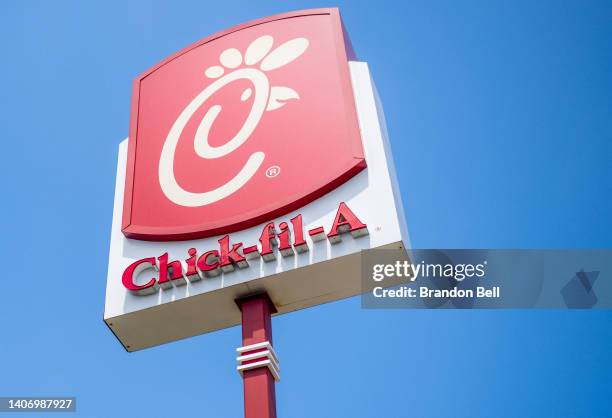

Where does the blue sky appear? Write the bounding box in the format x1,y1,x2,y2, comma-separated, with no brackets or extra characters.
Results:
1,1,611,417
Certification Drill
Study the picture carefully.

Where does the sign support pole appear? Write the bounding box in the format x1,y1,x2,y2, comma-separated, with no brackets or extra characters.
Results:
236,293,279,418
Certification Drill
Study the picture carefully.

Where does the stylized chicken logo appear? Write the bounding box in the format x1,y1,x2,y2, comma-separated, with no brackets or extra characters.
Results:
158,35,309,207
123,10,364,241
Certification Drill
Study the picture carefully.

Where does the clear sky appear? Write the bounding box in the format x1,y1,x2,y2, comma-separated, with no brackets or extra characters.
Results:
1,1,611,417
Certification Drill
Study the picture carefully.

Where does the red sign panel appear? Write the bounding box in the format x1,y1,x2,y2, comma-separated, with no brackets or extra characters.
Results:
122,9,365,241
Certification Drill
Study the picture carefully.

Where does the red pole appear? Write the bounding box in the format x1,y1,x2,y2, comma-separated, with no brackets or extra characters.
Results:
236,293,278,418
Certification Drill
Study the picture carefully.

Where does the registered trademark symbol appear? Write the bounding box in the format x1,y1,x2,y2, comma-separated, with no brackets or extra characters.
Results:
266,165,281,178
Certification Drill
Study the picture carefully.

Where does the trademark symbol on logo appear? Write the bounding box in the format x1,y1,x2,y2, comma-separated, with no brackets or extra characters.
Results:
266,165,281,178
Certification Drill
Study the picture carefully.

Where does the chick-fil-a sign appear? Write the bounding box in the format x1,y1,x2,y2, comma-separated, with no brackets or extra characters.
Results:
123,202,369,295
122,10,365,241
